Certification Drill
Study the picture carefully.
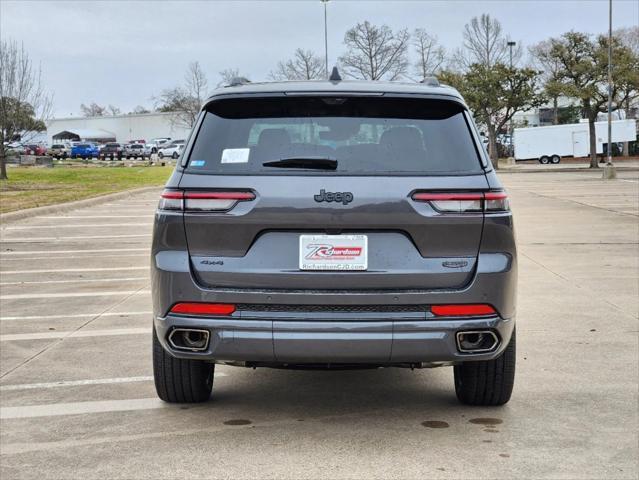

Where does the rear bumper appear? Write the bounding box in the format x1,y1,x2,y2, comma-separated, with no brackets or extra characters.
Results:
154,313,515,364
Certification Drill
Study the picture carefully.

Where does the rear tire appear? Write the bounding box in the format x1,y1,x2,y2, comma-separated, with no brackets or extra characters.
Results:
152,327,214,403
550,154,561,164
539,155,550,164
454,328,516,406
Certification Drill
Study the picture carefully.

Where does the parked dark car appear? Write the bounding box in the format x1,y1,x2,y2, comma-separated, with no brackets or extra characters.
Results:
70,143,100,159
100,143,124,160
151,75,517,406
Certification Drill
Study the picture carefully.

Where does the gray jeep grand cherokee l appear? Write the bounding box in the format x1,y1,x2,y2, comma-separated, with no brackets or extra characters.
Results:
151,75,517,406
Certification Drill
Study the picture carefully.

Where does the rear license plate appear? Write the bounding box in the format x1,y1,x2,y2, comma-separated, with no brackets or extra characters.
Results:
299,235,368,271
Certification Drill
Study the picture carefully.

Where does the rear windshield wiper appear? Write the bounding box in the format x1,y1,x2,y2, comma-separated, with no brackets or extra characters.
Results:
262,157,338,170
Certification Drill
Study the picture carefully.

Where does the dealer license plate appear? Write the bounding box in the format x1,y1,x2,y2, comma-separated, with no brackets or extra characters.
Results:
299,235,368,271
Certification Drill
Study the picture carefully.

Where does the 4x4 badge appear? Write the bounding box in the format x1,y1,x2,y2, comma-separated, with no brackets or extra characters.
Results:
314,189,353,205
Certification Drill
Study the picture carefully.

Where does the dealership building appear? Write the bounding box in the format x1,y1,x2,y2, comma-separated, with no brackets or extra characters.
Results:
46,112,192,145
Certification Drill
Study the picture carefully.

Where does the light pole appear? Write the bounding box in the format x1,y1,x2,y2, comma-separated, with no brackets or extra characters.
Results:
604,0,616,178
507,41,516,68
321,0,329,78
507,41,516,143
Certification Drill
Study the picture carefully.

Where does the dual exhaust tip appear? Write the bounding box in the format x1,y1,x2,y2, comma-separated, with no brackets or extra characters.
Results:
456,330,499,353
168,328,210,352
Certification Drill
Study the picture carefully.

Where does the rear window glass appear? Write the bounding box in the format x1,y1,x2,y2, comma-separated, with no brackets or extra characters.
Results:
186,96,482,175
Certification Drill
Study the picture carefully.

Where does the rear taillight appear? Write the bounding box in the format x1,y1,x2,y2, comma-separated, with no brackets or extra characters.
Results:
411,191,509,213
158,190,255,212
484,192,510,212
431,304,496,317
170,303,236,316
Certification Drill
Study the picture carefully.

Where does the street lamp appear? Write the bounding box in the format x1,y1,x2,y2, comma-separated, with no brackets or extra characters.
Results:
320,0,330,78
507,41,516,68
603,0,616,179
507,41,517,140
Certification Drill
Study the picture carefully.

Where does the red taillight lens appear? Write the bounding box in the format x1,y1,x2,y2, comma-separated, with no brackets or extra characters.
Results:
158,190,255,212
170,303,236,316
184,191,255,211
431,304,496,317
159,190,184,210
411,191,509,213
411,193,483,213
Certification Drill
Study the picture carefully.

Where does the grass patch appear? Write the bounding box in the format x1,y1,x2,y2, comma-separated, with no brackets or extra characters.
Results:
0,166,173,214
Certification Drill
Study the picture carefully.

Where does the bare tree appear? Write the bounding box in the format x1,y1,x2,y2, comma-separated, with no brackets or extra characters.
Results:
0,39,53,179
80,102,106,117
156,61,209,128
217,68,251,87
615,26,639,56
107,104,121,116
339,21,410,80
185,61,208,106
132,105,150,114
455,14,521,69
270,49,324,80
413,28,446,78
530,40,565,125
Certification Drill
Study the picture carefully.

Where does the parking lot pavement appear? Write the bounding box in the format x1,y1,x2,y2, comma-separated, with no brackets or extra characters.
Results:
1,170,637,480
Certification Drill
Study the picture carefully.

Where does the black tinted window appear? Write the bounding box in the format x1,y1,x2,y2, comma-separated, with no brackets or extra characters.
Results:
186,97,482,175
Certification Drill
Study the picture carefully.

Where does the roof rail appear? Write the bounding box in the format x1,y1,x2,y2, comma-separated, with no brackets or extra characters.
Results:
420,76,440,87
226,77,251,87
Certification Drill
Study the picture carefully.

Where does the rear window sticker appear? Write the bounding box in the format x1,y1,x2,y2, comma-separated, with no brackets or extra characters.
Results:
221,148,250,164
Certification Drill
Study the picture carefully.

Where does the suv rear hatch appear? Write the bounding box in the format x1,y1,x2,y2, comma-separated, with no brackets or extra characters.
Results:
176,95,490,291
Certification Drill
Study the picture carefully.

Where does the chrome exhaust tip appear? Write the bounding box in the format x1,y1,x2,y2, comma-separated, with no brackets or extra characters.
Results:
168,328,210,352
456,330,499,353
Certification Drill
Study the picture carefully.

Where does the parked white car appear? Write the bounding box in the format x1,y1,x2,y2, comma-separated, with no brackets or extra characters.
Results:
157,140,185,159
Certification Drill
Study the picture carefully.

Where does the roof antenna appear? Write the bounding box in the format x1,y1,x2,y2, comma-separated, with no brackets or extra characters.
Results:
227,77,251,87
329,66,342,82
420,76,440,87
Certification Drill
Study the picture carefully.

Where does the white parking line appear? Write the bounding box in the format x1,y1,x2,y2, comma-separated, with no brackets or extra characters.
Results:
2,266,147,274
39,215,151,219
1,311,152,321
1,253,147,261
3,223,153,230
0,234,150,242
0,372,227,391
0,376,153,391
0,398,165,419
0,248,147,255
0,290,150,300
0,327,149,342
0,276,147,286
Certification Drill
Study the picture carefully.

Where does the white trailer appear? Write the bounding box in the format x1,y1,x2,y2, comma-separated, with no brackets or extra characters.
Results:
513,119,637,163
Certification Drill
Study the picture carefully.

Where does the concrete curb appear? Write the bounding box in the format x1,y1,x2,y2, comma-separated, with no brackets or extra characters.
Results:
498,166,639,174
0,186,162,224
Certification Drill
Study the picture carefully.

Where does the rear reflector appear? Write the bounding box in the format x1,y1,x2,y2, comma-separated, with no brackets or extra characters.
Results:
159,190,255,212
170,303,236,316
411,191,509,213
431,304,496,317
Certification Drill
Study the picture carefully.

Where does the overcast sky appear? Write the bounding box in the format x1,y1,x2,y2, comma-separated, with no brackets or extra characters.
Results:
2,0,638,117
